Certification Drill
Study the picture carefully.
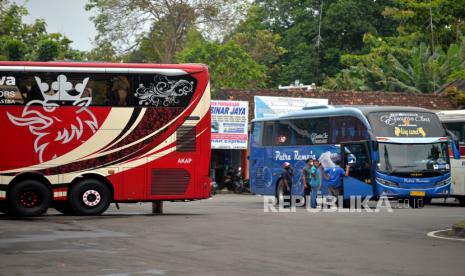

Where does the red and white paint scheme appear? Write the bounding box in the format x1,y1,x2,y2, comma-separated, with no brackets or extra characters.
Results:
0,61,211,216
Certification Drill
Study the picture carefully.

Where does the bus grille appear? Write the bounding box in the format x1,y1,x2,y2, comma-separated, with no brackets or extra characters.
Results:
151,168,190,195
255,167,265,188
176,126,196,152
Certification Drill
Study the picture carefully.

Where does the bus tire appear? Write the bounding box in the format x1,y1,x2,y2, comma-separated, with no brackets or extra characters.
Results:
54,202,75,215
7,180,51,216
69,179,111,216
408,197,425,209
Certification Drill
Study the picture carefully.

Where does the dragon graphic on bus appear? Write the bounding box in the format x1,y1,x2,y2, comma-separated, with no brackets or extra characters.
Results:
6,74,98,163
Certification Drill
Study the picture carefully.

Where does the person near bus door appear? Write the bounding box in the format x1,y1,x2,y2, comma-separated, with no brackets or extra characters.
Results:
324,160,349,200
302,158,313,207
281,162,294,207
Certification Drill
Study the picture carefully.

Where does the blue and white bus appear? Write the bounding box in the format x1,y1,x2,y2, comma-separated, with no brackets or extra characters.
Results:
249,106,453,208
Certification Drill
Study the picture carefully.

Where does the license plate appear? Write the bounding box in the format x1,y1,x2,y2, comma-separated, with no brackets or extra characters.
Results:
410,191,425,197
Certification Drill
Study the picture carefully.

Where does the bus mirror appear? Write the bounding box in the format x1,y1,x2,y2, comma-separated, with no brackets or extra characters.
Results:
347,154,356,166
452,139,461,160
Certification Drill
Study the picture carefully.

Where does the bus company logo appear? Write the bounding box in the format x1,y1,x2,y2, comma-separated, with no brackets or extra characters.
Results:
380,113,431,127
134,75,194,107
0,76,15,86
6,74,98,163
310,132,328,144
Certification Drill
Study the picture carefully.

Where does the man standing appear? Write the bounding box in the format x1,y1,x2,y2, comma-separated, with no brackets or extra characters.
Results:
324,160,349,198
309,159,321,208
302,158,313,206
281,162,293,207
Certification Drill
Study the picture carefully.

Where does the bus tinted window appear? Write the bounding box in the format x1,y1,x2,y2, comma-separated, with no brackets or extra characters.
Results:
263,121,275,146
252,122,263,146
277,120,292,146
330,116,369,143
0,72,197,108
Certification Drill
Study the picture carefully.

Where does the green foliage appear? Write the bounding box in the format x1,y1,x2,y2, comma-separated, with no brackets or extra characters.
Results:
325,39,465,93
4,38,27,60
177,40,267,92
245,0,398,86
36,39,60,61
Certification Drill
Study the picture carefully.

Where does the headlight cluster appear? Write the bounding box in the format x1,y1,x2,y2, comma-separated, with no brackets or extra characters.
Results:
434,178,451,187
376,177,399,187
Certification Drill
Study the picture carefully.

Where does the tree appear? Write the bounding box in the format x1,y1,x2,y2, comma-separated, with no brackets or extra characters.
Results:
324,37,465,93
383,0,465,50
177,40,267,92
4,38,27,60
86,0,246,63
36,39,60,61
250,0,397,86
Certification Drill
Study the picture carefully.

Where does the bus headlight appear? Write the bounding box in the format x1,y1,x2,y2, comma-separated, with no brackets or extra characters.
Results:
434,177,451,187
376,177,399,187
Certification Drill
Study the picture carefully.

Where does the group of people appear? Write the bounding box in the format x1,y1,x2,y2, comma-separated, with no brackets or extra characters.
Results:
280,158,349,208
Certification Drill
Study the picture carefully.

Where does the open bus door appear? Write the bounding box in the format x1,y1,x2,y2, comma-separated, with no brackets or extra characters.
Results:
341,141,374,201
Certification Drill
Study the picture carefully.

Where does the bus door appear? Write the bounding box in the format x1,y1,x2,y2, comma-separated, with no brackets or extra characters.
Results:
341,141,374,199
250,121,274,195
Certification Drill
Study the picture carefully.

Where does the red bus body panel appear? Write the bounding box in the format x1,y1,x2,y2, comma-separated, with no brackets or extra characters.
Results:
0,62,211,202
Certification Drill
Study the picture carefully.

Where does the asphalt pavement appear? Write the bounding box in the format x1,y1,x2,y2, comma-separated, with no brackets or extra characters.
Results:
0,195,464,276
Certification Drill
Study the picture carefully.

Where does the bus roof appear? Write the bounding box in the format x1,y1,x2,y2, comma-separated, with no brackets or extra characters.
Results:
0,61,207,75
251,105,434,123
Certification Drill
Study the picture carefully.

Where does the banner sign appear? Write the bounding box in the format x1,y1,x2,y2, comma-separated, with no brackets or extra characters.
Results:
211,100,249,149
368,112,445,138
254,96,328,119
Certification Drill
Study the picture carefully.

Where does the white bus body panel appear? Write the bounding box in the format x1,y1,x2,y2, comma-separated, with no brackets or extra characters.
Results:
451,159,465,196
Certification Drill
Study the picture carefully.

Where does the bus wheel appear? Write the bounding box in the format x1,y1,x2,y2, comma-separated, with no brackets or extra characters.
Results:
54,202,75,215
70,179,111,216
7,180,51,216
408,197,425,209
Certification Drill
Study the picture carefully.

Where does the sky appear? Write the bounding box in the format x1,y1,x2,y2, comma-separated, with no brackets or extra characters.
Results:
13,0,97,51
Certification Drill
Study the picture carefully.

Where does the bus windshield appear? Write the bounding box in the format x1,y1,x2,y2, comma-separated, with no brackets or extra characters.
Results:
378,143,450,174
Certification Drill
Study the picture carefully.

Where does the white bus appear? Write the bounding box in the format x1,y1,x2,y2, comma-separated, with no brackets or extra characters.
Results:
436,110,465,205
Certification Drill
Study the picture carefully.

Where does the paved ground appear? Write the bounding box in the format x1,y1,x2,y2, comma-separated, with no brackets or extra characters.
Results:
0,195,464,276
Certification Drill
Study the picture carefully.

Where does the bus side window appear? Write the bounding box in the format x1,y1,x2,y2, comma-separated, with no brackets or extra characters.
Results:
252,122,264,147
276,121,291,146
263,121,275,146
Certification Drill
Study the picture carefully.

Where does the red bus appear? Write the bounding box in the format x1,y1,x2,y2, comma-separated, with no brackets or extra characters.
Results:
0,61,211,216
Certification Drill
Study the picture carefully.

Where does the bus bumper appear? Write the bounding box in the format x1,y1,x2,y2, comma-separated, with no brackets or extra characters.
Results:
376,183,451,198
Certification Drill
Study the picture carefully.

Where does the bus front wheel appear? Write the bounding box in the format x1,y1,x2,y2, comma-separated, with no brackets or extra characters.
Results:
7,180,51,216
70,179,111,216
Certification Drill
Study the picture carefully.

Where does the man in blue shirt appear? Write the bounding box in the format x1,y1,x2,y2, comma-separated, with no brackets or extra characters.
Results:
324,160,349,198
